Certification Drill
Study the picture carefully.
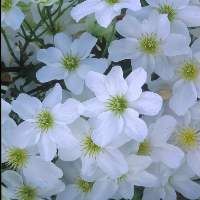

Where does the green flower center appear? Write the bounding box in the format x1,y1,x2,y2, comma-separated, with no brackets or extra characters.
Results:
76,178,94,193
36,110,54,132
158,4,176,22
137,140,151,155
139,34,159,55
62,56,80,72
7,148,28,169
177,127,199,151
16,185,37,200
179,62,199,81
107,95,128,115
105,0,119,5
1,0,13,12
82,136,102,157
117,174,127,183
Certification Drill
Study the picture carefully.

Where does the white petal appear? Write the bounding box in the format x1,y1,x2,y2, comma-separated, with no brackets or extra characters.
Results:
71,32,97,59
52,98,84,124
169,80,197,116
150,115,177,144
124,109,147,142
173,179,200,200
12,93,42,120
65,73,84,95
156,14,170,40
151,144,184,169
126,67,147,101
142,188,161,200
105,66,128,96
36,66,66,83
89,178,118,200
54,33,72,55
5,7,24,30
177,6,200,27
187,150,200,176
70,0,100,22
97,149,128,178
37,47,63,65
163,34,190,56
77,58,108,79
83,98,105,118
108,38,139,62
92,111,124,146
43,83,62,108
38,134,57,161
118,181,134,199
2,170,22,189
116,14,142,38
132,91,163,116
85,71,109,101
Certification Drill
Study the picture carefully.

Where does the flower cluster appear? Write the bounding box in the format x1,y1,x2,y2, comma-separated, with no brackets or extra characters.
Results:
1,0,200,200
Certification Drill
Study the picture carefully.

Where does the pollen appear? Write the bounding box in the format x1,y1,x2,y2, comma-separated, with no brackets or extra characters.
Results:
105,0,119,5
62,56,80,72
1,0,13,12
16,185,37,200
179,62,199,81
36,110,54,132
158,4,176,22
107,95,128,115
7,148,28,169
139,34,159,55
177,127,199,151
76,178,94,193
137,139,151,155
82,136,102,157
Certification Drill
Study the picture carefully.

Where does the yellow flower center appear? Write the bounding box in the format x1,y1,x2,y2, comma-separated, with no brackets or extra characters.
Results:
62,56,80,72
16,185,37,200
105,0,119,5
137,139,151,155
158,4,176,22
76,178,94,193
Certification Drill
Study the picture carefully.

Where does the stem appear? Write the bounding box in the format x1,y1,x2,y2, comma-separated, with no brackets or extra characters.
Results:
1,28,20,65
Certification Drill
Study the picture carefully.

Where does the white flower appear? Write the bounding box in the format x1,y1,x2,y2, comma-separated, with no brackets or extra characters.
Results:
112,155,158,200
169,39,200,116
11,83,84,161
2,170,65,199
173,117,200,176
136,115,184,169
142,163,200,200
108,12,191,80
84,66,163,146
1,98,12,125
60,118,128,179
1,0,25,30
2,121,64,189
71,0,141,28
36,32,108,95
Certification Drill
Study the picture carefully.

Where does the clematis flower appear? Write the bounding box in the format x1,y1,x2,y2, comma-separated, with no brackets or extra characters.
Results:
84,66,163,146
1,98,12,125
1,0,25,30
71,0,141,28
169,38,200,116
142,163,200,200
109,12,191,80
36,32,108,95
2,120,65,189
2,170,65,199
11,83,84,161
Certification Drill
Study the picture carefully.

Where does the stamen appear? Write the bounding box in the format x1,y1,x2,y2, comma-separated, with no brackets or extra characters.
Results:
7,148,28,169
1,0,13,12
16,185,37,200
139,34,159,55
82,136,102,157
107,95,128,115
105,0,119,5
36,110,54,132
137,140,151,155
62,56,80,72
76,178,94,193
158,4,176,21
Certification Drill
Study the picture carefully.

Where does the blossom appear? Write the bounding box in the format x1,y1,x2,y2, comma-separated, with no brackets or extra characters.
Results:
36,32,108,94
2,170,65,199
11,83,84,161
109,12,191,80
1,0,25,30
84,66,162,146
71,0,141,28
